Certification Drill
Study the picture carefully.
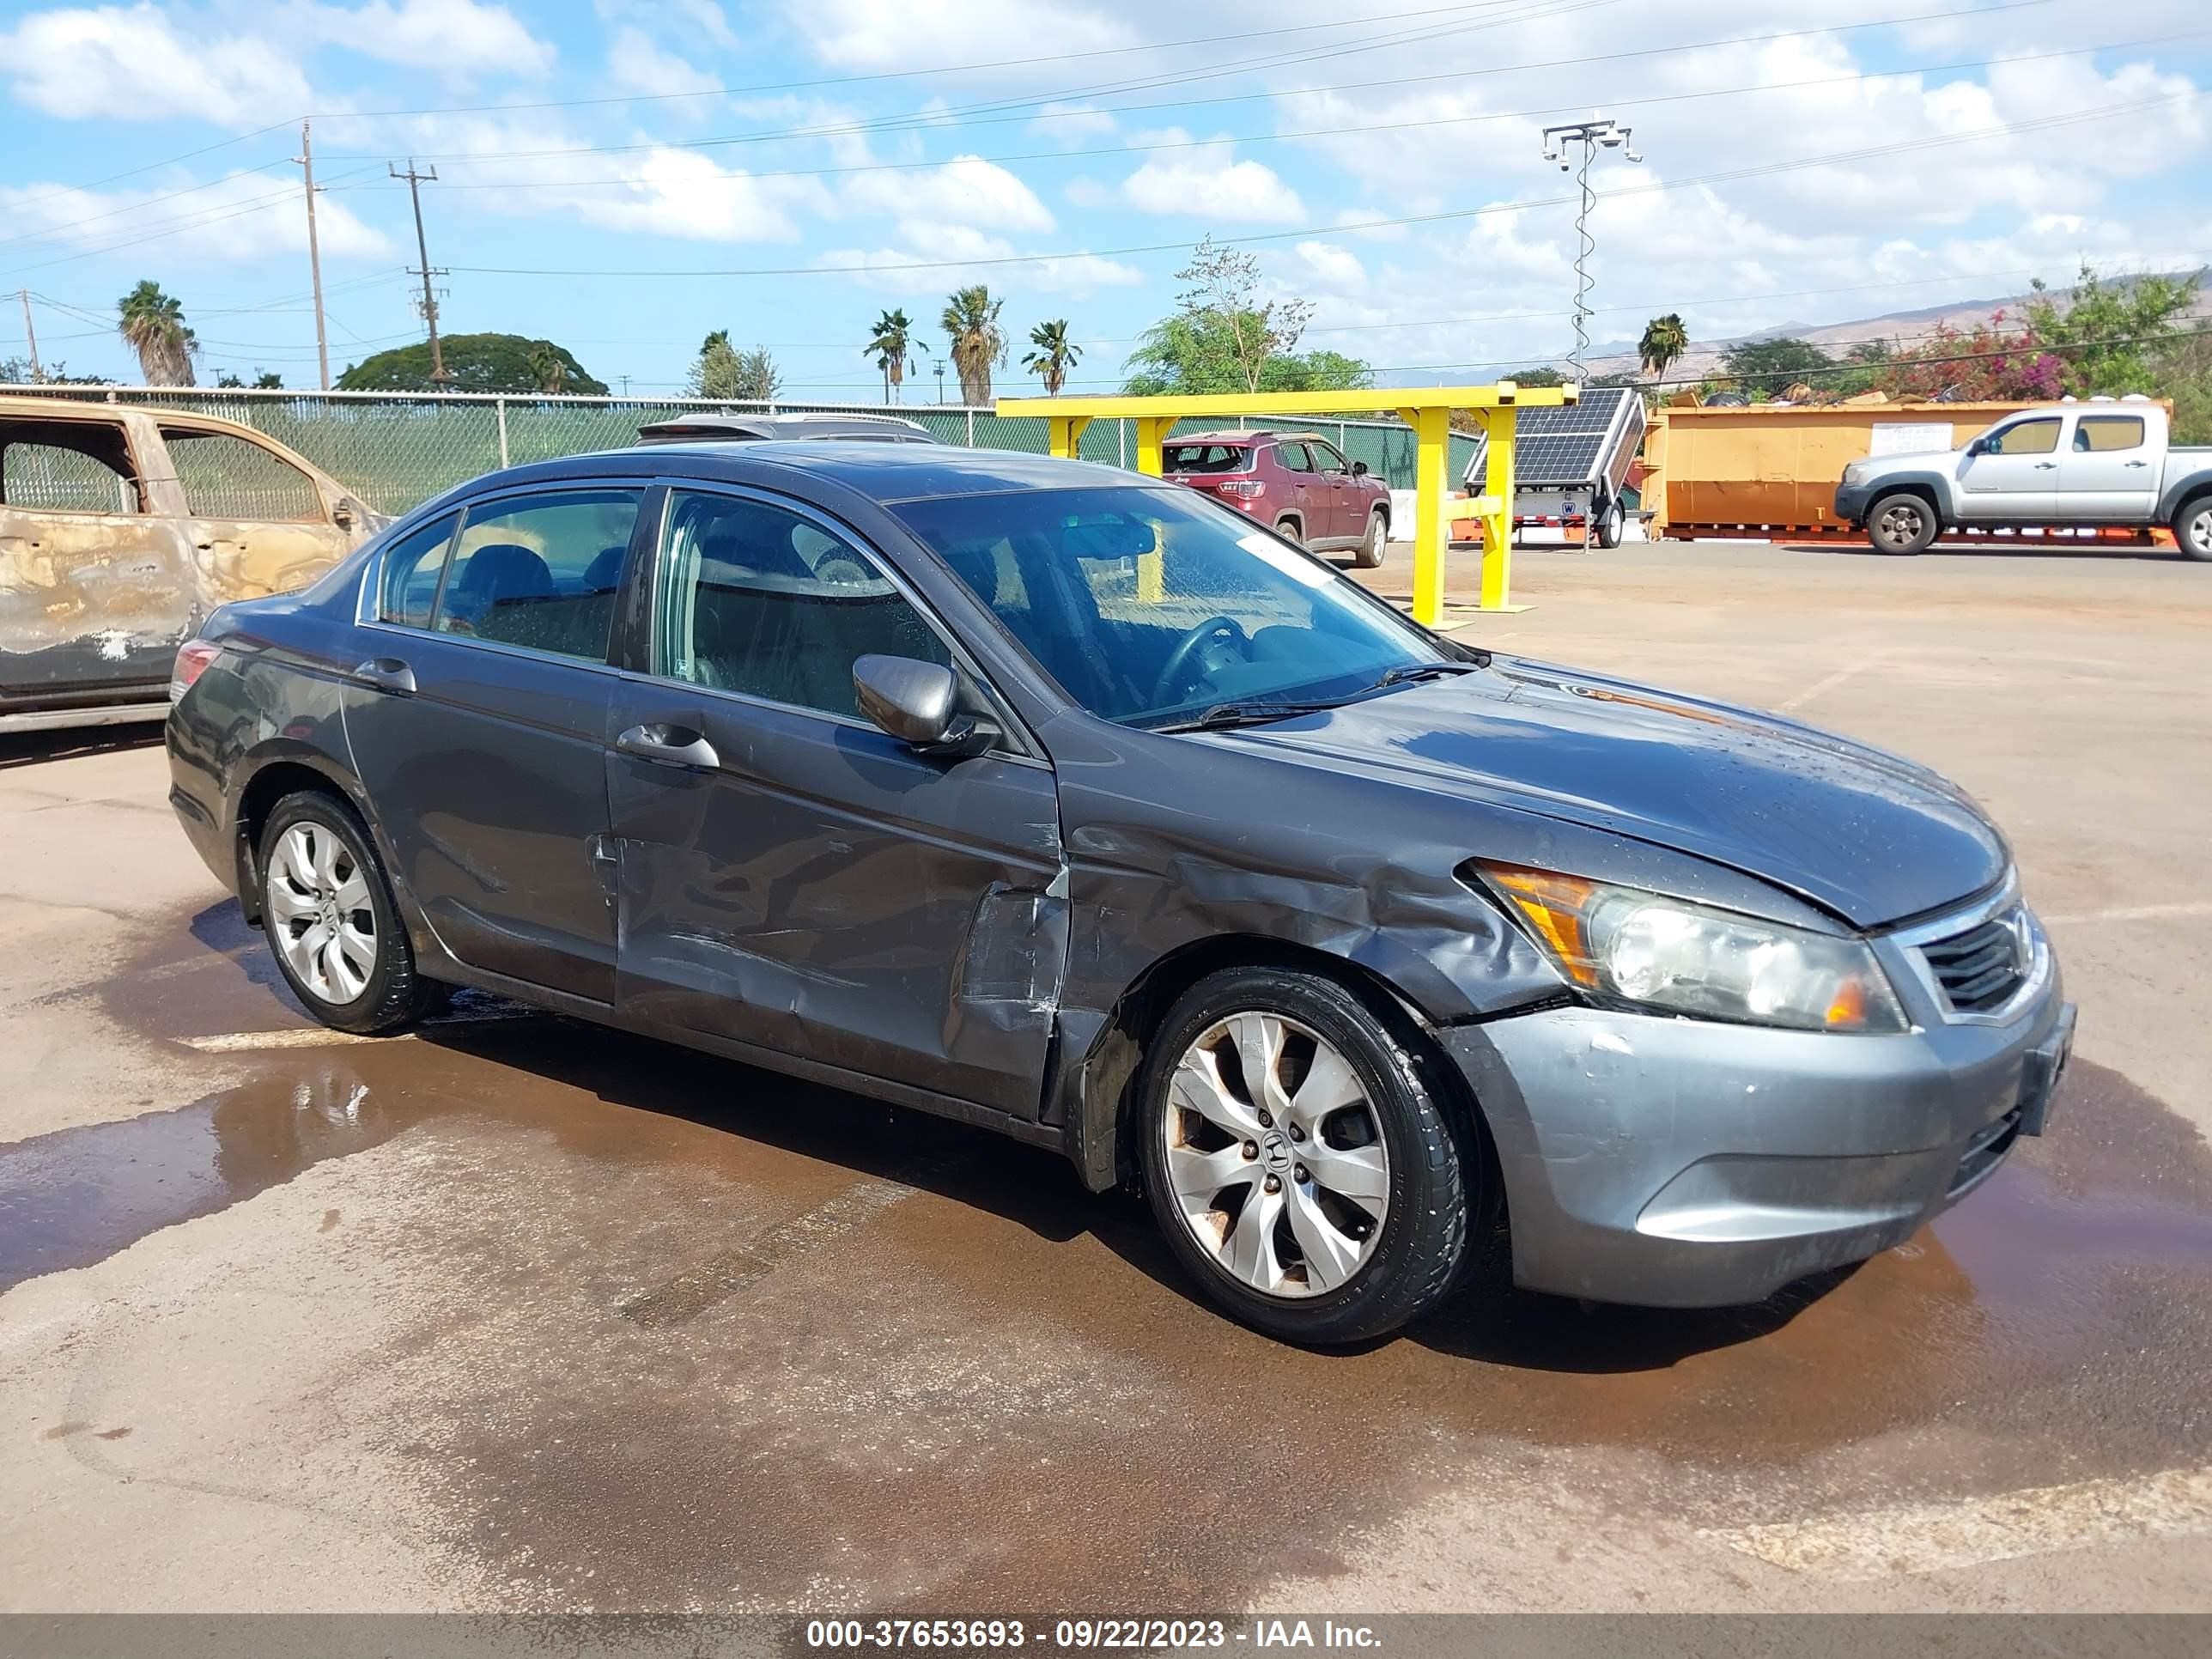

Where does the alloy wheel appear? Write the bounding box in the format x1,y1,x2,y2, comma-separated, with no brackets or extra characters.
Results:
1160,1012,1391,1298
2188,506,2212,558
267,819,378,1006
1876,502,1924,550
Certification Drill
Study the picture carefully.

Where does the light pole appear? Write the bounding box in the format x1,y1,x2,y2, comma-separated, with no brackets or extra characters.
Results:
1540,118,1643,382
934,362,946,404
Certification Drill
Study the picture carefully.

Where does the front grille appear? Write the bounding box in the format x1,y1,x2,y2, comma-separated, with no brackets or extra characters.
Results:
1918,907,2029,1014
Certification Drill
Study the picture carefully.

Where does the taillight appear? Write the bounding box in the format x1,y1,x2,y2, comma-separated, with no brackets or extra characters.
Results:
171,638,222,702
1217,478,1265,498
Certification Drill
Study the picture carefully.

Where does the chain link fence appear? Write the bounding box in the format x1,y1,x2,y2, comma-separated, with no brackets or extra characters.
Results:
0,385,1480,518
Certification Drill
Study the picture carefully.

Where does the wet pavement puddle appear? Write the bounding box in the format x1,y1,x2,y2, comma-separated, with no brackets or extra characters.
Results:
3,898,2209,1607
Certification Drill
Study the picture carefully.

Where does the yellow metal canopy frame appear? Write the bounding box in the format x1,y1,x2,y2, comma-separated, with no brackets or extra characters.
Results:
994,383,1577,623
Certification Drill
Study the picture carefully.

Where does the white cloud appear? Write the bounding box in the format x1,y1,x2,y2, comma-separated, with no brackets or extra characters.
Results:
0,3,314,125
839,155,1055,236
781,0,1130,75
607,25,719,100
818,222,1140,298
1119,132,1306,224
0,169,392,263
1027,102,1117,143
297,0,552,79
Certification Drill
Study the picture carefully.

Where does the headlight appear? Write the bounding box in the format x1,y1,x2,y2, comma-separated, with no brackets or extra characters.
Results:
1842,463,1867,487
1477,862,1908,1034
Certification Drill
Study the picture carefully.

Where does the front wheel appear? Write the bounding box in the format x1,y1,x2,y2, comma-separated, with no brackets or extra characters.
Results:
2174,495,2212,562
1867,492,1939,554
1138,967,1471,1344
259,791,440,1036
1594,498,1626,549
1352,508,1388,568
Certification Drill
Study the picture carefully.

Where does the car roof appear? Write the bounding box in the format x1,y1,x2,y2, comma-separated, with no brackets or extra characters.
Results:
634,411,939,443
448,441,1156,505
1167,428,1327,446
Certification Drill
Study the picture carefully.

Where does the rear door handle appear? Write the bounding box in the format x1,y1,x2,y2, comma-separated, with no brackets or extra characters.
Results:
617,722,720,769
352,657,416,696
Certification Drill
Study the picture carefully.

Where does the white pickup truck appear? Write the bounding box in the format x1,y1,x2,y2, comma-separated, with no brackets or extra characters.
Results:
1832,396,2212,558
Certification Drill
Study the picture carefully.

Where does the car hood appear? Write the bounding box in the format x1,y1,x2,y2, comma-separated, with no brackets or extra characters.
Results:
1226,659,2006,928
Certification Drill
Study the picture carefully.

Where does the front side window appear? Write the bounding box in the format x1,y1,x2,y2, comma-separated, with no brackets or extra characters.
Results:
654,489,949,720
893,484,1440,726
1310,442,1348,475
429,489,641,661
377,513,460,628
1987,419,2061,457
2075,416,2145,453
161,429,323,521
1275,442,1314,473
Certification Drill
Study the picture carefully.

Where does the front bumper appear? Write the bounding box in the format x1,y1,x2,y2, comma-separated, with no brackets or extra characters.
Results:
1833,481,1874,525
1444,963,2073,1308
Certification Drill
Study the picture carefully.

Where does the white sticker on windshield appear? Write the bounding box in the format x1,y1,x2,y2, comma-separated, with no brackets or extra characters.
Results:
1237,532,1335,588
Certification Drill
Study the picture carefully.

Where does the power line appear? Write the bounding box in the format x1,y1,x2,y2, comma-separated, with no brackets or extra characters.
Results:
443,88,2205,280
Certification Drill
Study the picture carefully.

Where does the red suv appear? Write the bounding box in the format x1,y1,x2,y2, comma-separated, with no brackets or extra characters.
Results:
1161,430,1392,568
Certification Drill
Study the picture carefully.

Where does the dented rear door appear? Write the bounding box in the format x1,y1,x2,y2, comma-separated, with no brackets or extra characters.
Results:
608,483,1066,1119
0,412,193,711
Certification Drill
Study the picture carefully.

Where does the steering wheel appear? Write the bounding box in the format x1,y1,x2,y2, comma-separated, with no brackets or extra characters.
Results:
1149,615,1250,707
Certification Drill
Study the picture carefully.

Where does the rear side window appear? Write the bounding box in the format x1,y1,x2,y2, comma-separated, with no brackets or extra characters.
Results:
653,489,949,720
1163,443,1250,474
377,514,460,628
0,421,143,513
2075,416,2145,453
1989,420,2060,457
429,489,641,661
161,428,323,521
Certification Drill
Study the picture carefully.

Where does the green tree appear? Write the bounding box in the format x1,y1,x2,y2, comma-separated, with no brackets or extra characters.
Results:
730,345,781,402
337,333,606,394
687,331,781,400
117,279,197,386
2024,262,2202,396
1504,365,1567,387
2,356,106,385
526,341,568,394
1152,234,1315,395
216,368,284,390
1638,313,1689,385
1021,319,1081,395
1121,312,1370,396
940,286,1006,404
864,309,922,402
1719,337,1833,389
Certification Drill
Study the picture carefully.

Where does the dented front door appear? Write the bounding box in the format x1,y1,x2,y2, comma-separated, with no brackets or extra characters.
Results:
607,684,1066,1119
153,423,353,605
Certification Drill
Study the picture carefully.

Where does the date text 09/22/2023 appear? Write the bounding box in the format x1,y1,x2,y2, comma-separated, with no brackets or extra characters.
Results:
804,1618,1383,1649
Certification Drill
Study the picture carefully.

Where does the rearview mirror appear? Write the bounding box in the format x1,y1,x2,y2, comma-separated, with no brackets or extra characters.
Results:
1060,514,1156,562
854,654,996,757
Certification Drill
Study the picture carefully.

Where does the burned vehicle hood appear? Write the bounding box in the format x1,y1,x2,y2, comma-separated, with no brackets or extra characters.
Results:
1228,659,2006,929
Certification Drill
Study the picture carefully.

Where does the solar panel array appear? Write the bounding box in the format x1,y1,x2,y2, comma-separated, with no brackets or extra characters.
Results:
1504,386,1635,486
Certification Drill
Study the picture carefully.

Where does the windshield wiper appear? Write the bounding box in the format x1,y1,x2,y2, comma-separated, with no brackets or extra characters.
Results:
1153,699,1348,733
1371,659,1486,690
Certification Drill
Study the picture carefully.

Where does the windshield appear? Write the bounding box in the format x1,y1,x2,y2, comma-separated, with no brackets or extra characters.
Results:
891,484,1442,726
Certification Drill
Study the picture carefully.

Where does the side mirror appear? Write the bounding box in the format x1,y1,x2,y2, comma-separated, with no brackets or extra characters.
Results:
1965,438,1988,459
1350,460,1370,477
854,654,996,758
332,501,355,529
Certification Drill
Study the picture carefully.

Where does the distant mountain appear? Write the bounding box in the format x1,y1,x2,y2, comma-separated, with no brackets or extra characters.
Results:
1546,268,2212,383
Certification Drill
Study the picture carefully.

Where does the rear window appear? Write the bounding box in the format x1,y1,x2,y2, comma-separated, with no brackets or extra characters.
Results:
1164,443,1251,474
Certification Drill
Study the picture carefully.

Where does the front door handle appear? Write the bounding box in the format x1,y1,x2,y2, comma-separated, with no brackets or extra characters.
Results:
353,657,416,696
2033,460,2057,469
2124,459,2150,468
617,722,720,770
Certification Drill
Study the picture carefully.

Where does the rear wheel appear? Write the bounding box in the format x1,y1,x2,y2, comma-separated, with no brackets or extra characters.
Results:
1138,966,1471,1345
259,792,438,1036
1868,492,1939,555
2174,495,2212,562
1594,498,1626,549
1352,508,1388,568
1273,515,1306,549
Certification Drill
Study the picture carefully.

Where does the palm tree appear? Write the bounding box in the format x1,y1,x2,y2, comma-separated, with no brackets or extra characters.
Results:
939,285,1006,405
1638,313,1689,388
1021,319,1080,396
864,309,921,403
117,280,198,386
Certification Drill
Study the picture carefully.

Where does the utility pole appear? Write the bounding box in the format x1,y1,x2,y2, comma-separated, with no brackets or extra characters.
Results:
294,123,331,390
391,159,453,385
1540,118,1644,382
15,290,40,382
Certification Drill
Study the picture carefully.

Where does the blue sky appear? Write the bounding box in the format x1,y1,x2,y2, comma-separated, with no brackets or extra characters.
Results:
2,0,2207,398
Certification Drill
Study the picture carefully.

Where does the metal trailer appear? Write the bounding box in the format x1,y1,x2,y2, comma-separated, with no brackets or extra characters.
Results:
1457,384,1647,548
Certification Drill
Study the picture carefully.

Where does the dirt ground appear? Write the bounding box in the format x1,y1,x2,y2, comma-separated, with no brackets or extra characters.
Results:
2,538,2208,1615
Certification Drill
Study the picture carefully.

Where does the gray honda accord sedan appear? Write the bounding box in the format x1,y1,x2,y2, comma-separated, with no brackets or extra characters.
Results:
166,443,2075,1343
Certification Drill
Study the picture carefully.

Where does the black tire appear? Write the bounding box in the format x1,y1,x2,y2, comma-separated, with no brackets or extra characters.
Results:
1867,491,1939,555
2173,495,2212,562
1352,507,1388,568
1594,498,1625,549
258,790,438,1036
1273,514,1306,549
1136,965,1471,1345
